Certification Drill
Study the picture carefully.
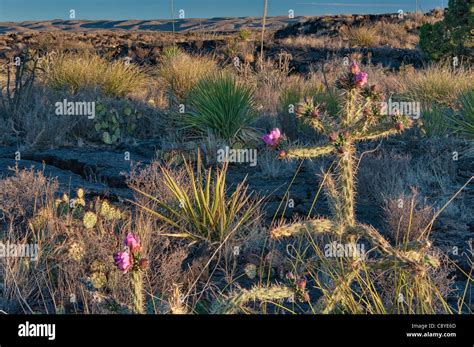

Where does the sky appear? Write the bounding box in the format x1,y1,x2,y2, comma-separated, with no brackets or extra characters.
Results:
0,0,446,22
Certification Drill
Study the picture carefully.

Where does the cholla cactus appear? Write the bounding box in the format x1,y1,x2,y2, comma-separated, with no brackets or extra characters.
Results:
268,61,437,313
113,233,148,314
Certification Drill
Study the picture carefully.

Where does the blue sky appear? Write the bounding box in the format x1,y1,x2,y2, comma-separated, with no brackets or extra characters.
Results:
0,0,446,22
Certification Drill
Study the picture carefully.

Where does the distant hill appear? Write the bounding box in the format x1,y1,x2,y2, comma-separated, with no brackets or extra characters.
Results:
0,16,308,34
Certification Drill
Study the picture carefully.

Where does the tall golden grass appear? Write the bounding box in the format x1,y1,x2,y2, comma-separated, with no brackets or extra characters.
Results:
42,52,148,97
157,50,217,100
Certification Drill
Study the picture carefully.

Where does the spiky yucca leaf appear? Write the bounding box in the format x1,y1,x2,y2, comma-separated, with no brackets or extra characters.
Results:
450,90,474,139
134,154,260,242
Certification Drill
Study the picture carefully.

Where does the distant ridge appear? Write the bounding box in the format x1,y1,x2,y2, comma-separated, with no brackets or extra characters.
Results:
0,16,308,34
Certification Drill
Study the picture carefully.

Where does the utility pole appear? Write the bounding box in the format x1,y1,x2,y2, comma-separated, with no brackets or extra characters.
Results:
260,0,268,61
171,0,175,35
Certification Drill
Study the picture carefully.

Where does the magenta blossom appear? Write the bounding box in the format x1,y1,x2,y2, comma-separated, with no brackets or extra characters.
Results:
349,61,360,75
114,251,132,273
125,233,140,253
354,72,368,87
262,128,282,148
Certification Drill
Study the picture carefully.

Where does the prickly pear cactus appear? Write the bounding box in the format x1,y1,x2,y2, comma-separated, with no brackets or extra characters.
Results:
94,101,142,144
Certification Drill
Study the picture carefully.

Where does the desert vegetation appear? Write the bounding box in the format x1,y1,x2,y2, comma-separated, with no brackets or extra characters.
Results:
0,2,473,316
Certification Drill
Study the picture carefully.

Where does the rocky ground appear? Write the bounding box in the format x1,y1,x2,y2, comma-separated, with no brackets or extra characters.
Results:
1,138,472,269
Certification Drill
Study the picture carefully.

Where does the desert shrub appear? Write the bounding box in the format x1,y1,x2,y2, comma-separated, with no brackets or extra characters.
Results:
449,90,474,139
374,22,418,48
281,22,417,49
398,64,473,107
420,0,473,62
133,156,261,243
42,52,148,97
239,28,252,41
157,51,217,101
344,26,380,47
0,167,58,234
0,50,38,120
180,72,258,142
1,83,84,148
1,182,136,313
161,45,182,59
383,192,435,244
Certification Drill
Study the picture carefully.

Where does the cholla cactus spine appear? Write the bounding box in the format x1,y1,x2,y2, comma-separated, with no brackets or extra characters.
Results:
213,285,294,314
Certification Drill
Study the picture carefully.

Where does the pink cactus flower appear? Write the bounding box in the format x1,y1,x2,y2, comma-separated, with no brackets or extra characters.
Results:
349,61,360,75
262,128,282,147
114,252,132,273
354,72,368,87
125,233,141,253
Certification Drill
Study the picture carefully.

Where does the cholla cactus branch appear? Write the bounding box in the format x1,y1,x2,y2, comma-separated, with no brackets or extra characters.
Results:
349,224,440,269
336,146,356,227
270,218,334,239
131,271,145,314
286,145,335,159
213,285,295,314
355,122,407,141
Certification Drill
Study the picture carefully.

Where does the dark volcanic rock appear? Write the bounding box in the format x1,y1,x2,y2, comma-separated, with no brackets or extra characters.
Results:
266,46,425,71
274,11,442,39
21,148,151,189
0,158,132,201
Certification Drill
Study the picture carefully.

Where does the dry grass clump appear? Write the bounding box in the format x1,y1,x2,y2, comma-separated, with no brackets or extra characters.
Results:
397,64,474,107
6,86,94,148
383,192,435,244
282,22,417,49
343,25,381,47
0,166,58,234
234,54,304,116
374,22,418,48
41,52,148,97
157,50,218,101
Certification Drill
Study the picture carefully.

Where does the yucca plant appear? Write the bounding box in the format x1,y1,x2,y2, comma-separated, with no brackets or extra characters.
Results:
450,90,474,139
420,104,452,138
133,154,260,243
180,72,258,143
